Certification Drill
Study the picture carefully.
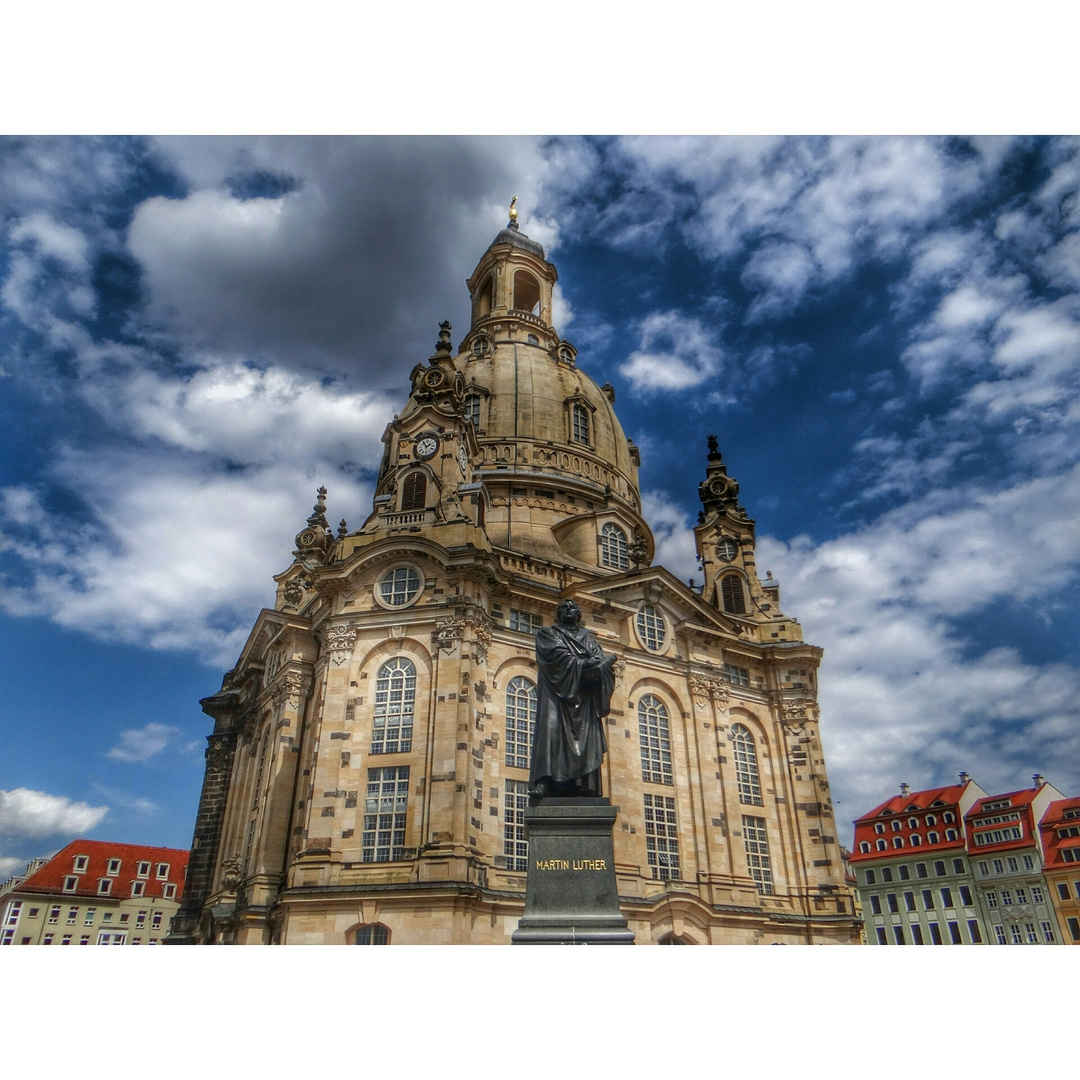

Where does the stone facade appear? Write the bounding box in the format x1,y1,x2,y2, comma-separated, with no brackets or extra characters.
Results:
168,215,860,945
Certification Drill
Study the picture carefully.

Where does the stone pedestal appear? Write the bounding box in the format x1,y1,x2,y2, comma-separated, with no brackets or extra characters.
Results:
512,797,634,945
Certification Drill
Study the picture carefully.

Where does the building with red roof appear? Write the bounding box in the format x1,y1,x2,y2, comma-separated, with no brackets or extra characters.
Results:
851,774,987,945
963,776,1063,945
1038,795,1080,944
0,839,188,946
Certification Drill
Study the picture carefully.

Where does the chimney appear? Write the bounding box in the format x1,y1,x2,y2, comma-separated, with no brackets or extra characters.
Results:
1033,773,1045,788
958,771,969,785
899,782,910,798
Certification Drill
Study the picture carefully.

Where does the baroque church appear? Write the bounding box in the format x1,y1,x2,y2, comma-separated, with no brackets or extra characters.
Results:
167,208,860,945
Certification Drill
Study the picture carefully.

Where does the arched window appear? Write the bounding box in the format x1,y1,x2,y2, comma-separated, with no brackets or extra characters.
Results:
464,394,481,427
638,694,672,785
720,574,746,615
908,818,919,828
875,823,885,834
731,723,763,806
513,270,541,315
910,834,922,846
859,841,871,853
372,658,416,754
475,276,493,319
945,828,958,841
891,820,902,831
876,839,887,851
599,522,628,570
927,831,940,844
400,472,427,511
355,923,389,945
572,402,590,445
635,605,666,651
926,814,937,826
893,837,904,848
504,676,537,770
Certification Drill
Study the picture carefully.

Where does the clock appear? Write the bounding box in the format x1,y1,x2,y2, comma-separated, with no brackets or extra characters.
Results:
415,435,439,460
458,443,468,473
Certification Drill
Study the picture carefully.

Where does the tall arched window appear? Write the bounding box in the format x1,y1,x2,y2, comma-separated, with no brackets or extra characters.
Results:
400,472,426,511
372,658,416,754
355,923,389,945
464,394,481,427
504,676,537,769
599,522,628,570
720,574,747,615
475,276,493,318
572,402,590,445
638,694,672,785
731,723,763,805
513,270,541,315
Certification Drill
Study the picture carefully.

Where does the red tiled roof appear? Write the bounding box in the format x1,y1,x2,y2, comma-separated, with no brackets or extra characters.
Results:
14,839,188,901
850,784,968,862
966,788,1040,816
1039,796,1080,869
853,784,966,823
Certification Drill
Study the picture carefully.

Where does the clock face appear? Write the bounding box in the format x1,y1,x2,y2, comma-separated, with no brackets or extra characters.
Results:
415,435,438,460
458,443,468,473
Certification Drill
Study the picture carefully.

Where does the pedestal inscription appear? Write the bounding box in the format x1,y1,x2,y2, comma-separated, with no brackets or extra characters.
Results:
511,797,634,945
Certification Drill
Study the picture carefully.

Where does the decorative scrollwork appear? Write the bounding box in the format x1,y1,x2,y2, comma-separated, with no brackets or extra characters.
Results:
689,675,730,708
433,616,465,653
325,623,358,667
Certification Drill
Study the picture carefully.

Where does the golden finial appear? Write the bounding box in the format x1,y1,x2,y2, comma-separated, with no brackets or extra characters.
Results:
508,195,518,223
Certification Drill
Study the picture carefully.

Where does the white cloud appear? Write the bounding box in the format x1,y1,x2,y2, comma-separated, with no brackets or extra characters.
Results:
576,136,1004,318
0,451,368,666
757,466,1080,812
620,311,723,391
641,491,699,584
0,788,108,841
106,723,180,762
0,856,26,878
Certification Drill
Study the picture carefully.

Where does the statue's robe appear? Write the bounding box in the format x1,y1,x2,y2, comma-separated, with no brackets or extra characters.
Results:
529,622,613,787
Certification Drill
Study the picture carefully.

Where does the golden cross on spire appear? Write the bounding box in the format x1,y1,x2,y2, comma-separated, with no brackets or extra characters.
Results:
508,195,518,223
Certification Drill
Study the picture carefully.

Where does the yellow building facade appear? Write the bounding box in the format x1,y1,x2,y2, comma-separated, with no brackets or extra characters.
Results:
168,215,860,945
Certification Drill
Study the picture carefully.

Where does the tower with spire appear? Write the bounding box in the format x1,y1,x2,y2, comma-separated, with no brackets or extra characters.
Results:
168,206,857,945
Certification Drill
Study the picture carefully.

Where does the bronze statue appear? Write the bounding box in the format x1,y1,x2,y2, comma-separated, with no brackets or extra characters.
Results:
529,599,617,799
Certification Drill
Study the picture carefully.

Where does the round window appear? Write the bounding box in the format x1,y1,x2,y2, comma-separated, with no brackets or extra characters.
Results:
635,605,666,652
377,566,421,608
716,536,738,561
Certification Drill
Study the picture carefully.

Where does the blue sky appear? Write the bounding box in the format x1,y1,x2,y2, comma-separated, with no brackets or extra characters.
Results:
2,135,1079,879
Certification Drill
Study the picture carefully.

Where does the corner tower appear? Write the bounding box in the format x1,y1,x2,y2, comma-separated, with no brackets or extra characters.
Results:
169,205,859,946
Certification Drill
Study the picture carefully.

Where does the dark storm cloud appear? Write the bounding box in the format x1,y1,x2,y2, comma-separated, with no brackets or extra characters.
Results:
131,137,553,384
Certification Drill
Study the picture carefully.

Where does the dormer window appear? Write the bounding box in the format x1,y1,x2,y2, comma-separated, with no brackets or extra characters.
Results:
572,403,589,445
599,523,629,570
471,335,490,359
73,855,88,873
464,394,481,428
